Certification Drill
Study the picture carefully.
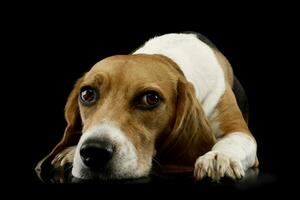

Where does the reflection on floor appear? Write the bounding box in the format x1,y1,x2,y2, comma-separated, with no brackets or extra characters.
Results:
69,168,276,189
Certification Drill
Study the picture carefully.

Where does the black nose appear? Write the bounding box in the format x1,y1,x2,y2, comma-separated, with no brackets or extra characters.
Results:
80,141,114,169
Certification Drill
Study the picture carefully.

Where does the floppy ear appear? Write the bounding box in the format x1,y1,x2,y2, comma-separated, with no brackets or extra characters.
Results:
155,79,216,171
35,77,83,182
51,77,83,152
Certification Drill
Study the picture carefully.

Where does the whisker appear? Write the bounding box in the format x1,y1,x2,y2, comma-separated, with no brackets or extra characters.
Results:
152,157,162,167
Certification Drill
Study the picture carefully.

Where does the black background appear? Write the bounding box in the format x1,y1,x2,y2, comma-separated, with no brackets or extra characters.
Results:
3,2,297,197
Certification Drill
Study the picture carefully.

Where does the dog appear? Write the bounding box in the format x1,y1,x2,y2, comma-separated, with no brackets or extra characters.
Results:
35,32,258,183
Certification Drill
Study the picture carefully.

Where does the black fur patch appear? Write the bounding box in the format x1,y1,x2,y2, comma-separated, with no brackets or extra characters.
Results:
232,77,249,123
182,31,218,49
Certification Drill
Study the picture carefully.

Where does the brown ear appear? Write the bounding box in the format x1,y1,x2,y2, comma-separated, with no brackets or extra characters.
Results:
35,77,83,182
51,76,83,153
156,79,216,171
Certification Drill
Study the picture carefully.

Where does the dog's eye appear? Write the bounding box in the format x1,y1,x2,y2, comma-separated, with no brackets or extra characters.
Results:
80,86,97,105
136,92,160,109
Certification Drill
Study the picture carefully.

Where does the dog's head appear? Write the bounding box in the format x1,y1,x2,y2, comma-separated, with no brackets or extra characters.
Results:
36,54,216,182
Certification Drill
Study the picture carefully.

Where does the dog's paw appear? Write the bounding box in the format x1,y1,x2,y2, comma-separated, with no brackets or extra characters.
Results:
194,151,245,182
51,146,76,168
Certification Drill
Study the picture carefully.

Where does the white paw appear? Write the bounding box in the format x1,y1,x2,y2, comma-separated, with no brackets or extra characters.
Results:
194,151,245,182
51,146,76,167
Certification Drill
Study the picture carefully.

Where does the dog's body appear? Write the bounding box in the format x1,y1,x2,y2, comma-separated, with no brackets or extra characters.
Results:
36,33,258,183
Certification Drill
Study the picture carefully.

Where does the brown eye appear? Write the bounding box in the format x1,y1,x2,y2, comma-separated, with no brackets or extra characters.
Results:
136,92,160,109
80,86,97,105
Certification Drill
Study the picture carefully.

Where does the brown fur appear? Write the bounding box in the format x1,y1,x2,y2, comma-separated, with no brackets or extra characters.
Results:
216,85,259,167
81,55,216,169
35,78,83,182
213,48,259,168
216,84,250,135
36,47,258,182
36,54,219,181
155,80,216,167
214,61,259,169
213,49,234,87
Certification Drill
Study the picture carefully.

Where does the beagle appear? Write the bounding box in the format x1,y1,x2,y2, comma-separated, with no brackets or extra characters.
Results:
35,32,258,183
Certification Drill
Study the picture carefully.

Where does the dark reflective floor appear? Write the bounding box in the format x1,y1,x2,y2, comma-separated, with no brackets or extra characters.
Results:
69,168,276,189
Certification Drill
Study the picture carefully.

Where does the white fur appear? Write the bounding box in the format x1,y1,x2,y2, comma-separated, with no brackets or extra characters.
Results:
72,122,145,180
134,33,225,117
71,34,256,181
194,132,257,181
212,132,257,170
134,34,258,180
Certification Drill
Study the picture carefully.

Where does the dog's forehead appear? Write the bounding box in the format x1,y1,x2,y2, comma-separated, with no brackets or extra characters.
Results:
86,55,175,82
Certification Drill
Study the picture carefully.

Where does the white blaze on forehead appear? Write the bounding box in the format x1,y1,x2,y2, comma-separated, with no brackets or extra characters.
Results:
72,122,139,180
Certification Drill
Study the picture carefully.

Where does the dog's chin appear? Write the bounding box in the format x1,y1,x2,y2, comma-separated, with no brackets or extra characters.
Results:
71,163,151,183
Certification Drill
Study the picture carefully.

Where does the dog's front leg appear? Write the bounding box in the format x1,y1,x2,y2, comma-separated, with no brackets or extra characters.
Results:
50,146,76,183
194,132,257,182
